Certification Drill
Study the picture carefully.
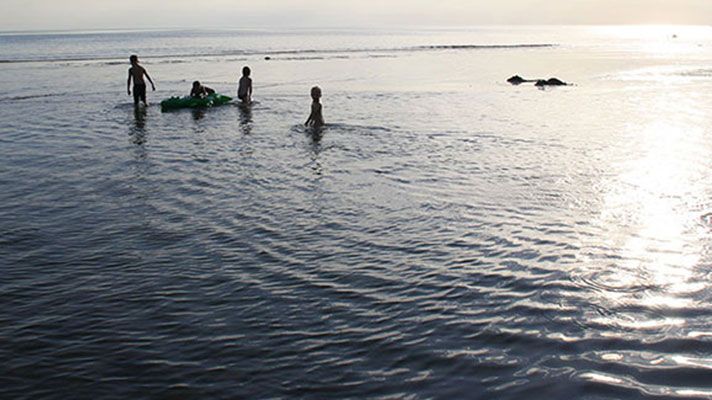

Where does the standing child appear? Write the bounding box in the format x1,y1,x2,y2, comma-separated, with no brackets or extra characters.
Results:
237,66,253,104
127,55,156,107
304,86,324,128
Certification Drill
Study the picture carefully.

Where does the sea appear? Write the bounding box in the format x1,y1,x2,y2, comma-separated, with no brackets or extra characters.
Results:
2,26,712,399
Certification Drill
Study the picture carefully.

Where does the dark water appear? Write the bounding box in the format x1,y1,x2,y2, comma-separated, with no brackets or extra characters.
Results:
2,27,712,399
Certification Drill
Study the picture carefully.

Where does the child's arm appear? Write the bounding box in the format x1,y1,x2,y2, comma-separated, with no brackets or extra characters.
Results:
127,69,132,95
144,69,156,91
305,111,313,126
248,79,253,98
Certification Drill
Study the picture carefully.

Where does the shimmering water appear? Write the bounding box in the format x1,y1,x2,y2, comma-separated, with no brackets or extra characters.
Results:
2,26,712,399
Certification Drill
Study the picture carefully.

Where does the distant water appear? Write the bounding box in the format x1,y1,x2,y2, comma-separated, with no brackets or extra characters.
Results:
2,26,712,399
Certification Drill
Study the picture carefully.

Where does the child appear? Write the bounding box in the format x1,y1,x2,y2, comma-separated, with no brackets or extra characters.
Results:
304,86,324,128
127,55,156,107
237,66,253,104
190,81,215,98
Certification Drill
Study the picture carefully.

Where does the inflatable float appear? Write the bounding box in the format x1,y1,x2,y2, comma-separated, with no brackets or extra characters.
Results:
160,93,232,112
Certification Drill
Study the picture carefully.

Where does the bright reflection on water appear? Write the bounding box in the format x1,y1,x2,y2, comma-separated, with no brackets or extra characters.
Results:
574,65,712,396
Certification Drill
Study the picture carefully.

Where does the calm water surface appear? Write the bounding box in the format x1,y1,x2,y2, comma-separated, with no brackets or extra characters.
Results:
2,26,712,399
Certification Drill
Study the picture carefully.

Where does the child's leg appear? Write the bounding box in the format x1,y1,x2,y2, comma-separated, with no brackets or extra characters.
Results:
139,85,147,105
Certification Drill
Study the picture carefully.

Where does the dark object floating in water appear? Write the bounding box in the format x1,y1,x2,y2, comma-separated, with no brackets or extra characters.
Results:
672,34,678,39
507,75,531,85
535,78,568,86
265,56,271,60
507,75,569,86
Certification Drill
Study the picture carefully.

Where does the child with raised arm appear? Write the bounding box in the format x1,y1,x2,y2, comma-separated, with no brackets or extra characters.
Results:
127,55,156,107
305,86,324,128
237,66,253,104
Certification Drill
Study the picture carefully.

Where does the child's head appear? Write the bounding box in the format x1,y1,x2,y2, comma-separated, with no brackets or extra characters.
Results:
310,86,322,101
129,55,138,65
193,81,201,89
242,66,251,77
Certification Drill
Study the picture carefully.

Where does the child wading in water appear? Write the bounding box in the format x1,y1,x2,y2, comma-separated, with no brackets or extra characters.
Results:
305,86,324,128
237,66,253,104
127,55,156,107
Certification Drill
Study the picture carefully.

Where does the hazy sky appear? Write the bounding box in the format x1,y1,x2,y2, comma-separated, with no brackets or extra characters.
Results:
2,0,712,30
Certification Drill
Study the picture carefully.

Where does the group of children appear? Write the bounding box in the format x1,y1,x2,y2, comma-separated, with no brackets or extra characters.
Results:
127,55,324,128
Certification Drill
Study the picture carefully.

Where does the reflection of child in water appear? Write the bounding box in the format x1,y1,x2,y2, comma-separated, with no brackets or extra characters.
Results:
304,86,324,128
190,81,215,98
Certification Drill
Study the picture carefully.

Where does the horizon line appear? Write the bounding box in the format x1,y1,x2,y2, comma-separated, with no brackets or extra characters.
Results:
1,23,710,35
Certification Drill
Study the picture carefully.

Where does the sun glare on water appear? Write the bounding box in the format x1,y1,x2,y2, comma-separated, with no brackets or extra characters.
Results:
592,25,711,57
581,83,708,332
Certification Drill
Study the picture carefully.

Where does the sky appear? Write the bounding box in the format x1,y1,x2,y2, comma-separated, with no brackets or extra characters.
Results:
2,0,712,31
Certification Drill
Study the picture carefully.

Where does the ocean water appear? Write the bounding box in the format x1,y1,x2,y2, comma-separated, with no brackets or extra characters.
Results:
2,26,712,399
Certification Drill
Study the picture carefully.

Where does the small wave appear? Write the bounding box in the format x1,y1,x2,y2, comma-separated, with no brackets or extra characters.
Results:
327,123,394,134
101,59,191,66
0,93,64,102
679,68,712,77
273,55,350,61
0,43,557,65
290,122,394,136
416,44,555,50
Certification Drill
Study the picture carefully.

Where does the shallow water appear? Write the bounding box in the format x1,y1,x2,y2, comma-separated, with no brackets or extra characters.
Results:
2,26,712,399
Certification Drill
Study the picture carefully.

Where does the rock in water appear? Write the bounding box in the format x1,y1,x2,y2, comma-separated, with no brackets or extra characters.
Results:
535,78,568,87
507,75,527,85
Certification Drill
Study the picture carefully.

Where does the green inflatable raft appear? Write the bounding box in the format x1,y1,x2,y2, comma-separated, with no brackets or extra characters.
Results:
160,93,232,112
